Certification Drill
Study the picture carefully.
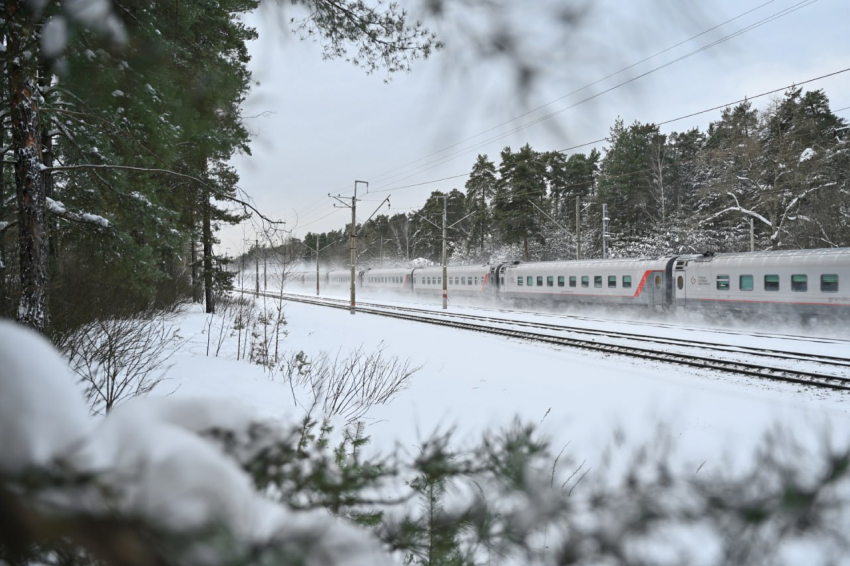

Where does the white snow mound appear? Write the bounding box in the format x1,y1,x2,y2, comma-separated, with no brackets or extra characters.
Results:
0,321,91,474
0,322,392,566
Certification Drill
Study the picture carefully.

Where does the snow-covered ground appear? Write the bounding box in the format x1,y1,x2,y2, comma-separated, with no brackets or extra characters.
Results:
160,290,850,477
5,288,849,564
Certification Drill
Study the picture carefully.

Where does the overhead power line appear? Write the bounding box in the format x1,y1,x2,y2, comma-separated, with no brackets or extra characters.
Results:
366,66,850,196
365,0,821,193
300,0,794,218
362,0,784,187
292,0,825,228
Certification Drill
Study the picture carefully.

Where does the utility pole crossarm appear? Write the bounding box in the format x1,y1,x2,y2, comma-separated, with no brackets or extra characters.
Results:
414,211,441,230
448,210,477,229
527,199,568,233
356,196,391,237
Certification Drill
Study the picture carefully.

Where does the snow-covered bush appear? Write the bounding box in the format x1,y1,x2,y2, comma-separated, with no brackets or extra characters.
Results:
0,320,390,566
3,320,850,566
280,344,420,425
56,310,183,415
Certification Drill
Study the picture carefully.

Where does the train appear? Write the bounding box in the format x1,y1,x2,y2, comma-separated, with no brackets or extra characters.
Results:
285,248,850,320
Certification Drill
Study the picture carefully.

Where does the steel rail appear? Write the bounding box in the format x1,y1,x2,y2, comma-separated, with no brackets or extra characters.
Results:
246,290,850,392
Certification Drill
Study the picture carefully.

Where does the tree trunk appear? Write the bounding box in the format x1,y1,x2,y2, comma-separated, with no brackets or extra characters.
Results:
203,190,214,313
190,203,202,303
39,63,60,268
7,1,49,333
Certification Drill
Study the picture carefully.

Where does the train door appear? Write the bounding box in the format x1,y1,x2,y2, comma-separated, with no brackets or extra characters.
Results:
650,271,666,308
673,257,688,306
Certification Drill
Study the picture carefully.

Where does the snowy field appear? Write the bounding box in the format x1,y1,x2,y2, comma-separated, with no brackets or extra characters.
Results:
161,289,850,477
5,289,850,565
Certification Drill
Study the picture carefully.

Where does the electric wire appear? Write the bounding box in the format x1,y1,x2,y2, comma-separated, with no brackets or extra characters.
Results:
365,0,821,192
361,0,784,187
295,0,802,219
366,66,850,195
291,0,829,230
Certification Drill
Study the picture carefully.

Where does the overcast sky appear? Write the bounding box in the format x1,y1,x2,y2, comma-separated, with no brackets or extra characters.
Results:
222,0,850,254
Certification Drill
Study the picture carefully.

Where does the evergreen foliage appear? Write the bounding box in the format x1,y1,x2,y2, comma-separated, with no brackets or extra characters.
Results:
317,88,849,269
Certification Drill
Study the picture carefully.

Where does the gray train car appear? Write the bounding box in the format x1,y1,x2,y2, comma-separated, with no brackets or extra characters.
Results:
497,258,674,309
411,265,492,298
362,268,413,292
673,248,850,318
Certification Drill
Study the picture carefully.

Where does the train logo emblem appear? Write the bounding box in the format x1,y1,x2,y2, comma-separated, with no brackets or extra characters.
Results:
691,276,696,285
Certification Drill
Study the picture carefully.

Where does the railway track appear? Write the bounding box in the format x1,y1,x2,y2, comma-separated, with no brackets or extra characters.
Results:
246,290,850,392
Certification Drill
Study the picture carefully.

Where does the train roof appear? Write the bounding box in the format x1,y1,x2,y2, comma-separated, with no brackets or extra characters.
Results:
413,265,491,274
363,267,412,275
682,247,850,268
506,257,672,272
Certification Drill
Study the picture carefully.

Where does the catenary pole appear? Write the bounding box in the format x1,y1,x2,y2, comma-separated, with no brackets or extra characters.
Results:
576,196,581,260
330,180,369,314
316,235,320,296
442,196,447,309
255,238,259,293
350,185,357,314
602,203,609,259
750,218,755,252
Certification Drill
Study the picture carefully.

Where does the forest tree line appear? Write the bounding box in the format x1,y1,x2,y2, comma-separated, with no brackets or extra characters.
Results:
0,0,264,336
278,87,848,270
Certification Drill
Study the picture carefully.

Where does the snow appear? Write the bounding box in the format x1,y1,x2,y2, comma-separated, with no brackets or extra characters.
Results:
0,321,91,474
799,147,816,162
5,281,850,562
81,213,110,227
65,0,127,44
111,90,125,97
46,196,67,214
41,16,68,58
154,286,850,483
0,320,393,566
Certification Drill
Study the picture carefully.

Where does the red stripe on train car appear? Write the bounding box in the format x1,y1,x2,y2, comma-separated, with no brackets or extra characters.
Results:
632,270,653,298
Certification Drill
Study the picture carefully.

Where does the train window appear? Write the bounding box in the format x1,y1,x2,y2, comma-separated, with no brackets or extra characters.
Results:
764,274,780,291
461,277,466,285
475,277,479,285
518,277,523,286
716,275,730,291
581,276,589,287
547,276,554,287
570,276,577,287
500,277,504,285
791,274,807,292
537,276,543,287
608,275,617,288
438,277,442,284
594,276,602,288
655,276,661,287
527,276,533,286
740,275,754,291
623,275,632,288
558,276,565,287
821,274,839,292
677,276,683,290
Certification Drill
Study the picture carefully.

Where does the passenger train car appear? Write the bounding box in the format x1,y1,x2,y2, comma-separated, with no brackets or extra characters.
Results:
671,248,849,317
282,247,850,320
496,258,673,309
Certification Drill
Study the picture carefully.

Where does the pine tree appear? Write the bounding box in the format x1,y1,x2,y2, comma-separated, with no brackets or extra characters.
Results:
464,154,497,255
493,144,547,261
